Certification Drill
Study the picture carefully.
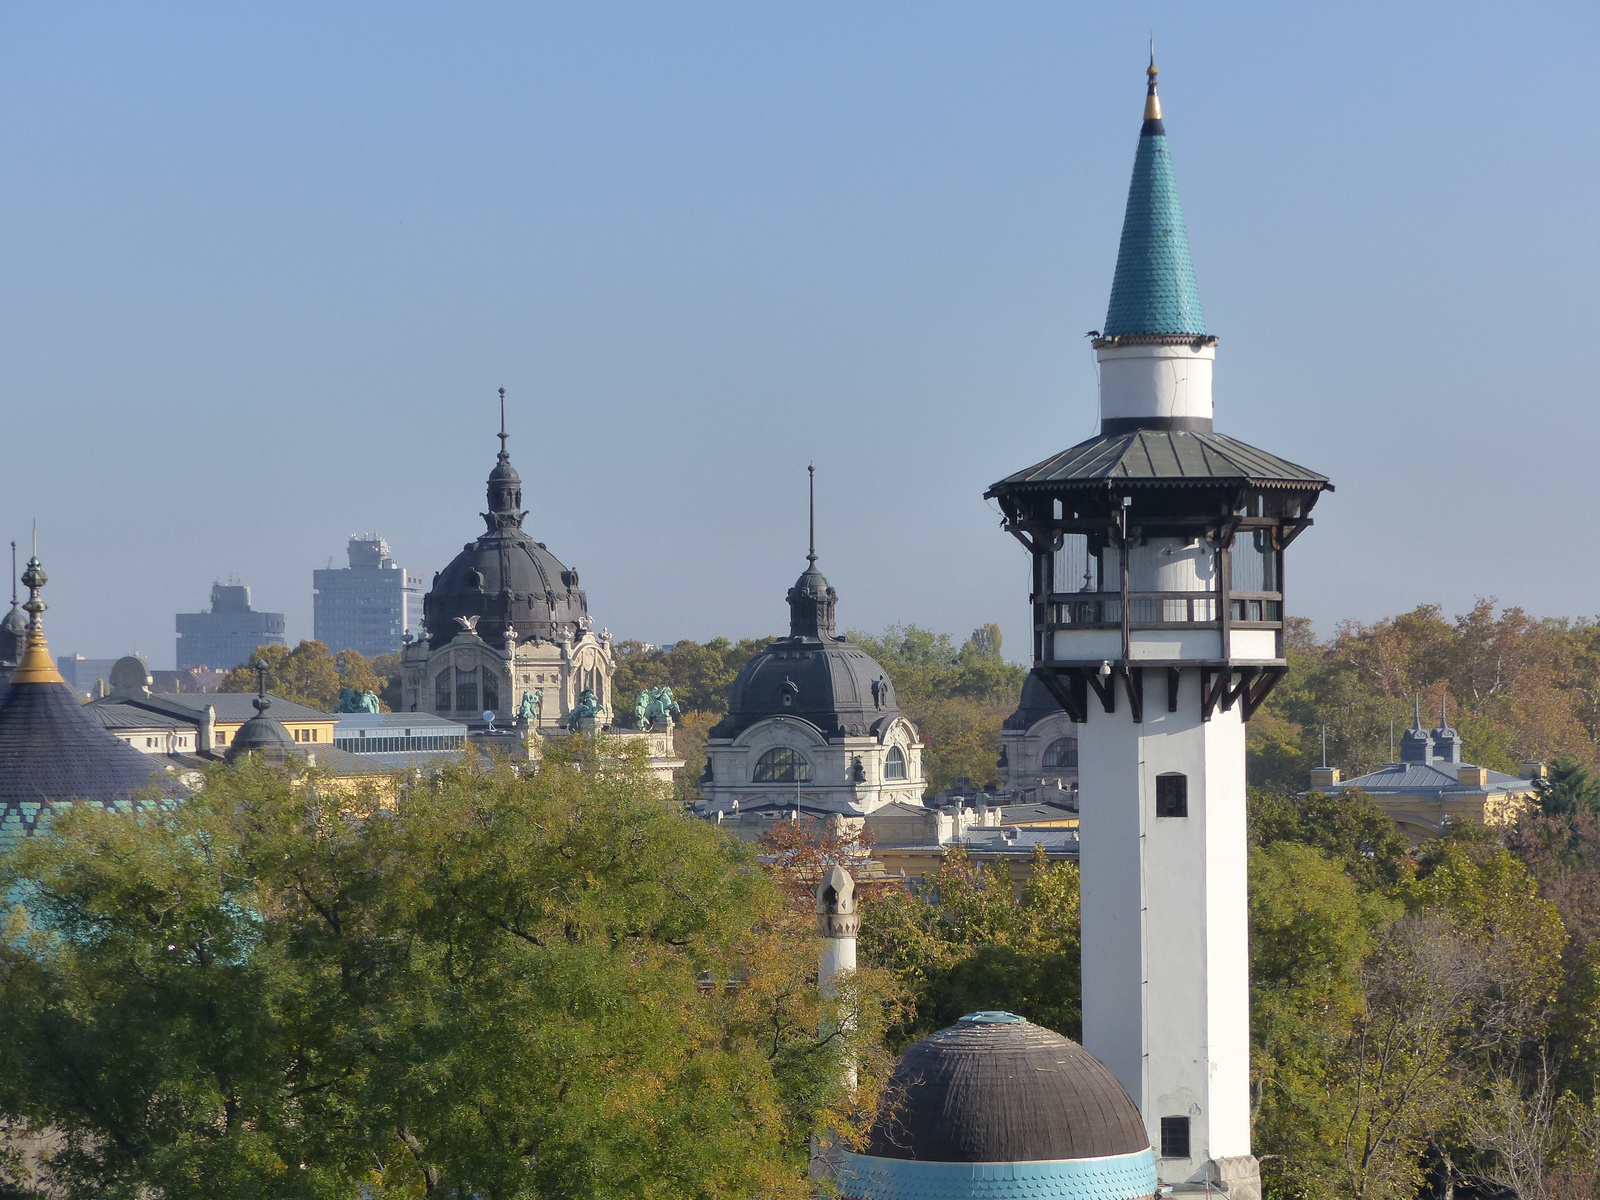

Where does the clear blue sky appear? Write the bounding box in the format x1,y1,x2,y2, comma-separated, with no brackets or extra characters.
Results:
2,2,1595,667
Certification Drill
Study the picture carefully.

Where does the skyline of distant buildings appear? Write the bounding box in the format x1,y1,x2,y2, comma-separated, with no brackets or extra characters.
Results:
313,535,425,660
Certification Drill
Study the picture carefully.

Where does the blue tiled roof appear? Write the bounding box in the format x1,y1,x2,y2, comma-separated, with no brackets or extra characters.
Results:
1103,133,1205,337
835,1147,1157,1200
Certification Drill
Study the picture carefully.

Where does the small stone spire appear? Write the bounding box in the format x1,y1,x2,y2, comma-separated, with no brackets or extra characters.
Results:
816,863,860,969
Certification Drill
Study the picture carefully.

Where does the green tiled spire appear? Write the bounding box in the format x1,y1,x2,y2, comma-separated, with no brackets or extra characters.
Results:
1103,60,1206,337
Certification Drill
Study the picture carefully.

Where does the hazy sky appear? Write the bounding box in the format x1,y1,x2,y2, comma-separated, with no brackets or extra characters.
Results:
2,3,1596,668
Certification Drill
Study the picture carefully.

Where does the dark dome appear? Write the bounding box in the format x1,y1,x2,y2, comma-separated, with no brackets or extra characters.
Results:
710,550,901,741
225,695,299,764
713,636,900,740
0,602,25,666
423,429,589,648
865,1013,1149,1163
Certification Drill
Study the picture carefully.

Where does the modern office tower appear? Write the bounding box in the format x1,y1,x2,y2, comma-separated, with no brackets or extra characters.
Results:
175,583,286,670
313,535,424,658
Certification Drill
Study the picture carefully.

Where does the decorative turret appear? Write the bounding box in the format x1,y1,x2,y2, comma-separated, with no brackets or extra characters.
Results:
0,542,26,670
1399,695,1435,763
787,466,838,639
815,863,859,993
1432,695,1463,765
484,387,526,532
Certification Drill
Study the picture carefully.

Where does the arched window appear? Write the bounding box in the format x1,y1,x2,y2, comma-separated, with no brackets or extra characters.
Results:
885,745,907,780
482,671,500,713
455,667,479,713
435,671,452,711
1042,737,1078,770
753,746,811,783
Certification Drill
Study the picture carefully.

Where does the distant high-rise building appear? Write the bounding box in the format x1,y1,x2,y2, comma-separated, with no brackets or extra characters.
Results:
175,583,286,670
313,535,424,659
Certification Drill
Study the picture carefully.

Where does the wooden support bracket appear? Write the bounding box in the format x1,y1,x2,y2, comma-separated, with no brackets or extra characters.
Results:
1122,665,1144,724
1030,665,1087,724
1085,668,1117,715
1240,666,1288,720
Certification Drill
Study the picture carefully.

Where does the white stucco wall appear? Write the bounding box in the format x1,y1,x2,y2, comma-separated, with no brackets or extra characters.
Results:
1078,667,1251,1185
1095,341,1215,424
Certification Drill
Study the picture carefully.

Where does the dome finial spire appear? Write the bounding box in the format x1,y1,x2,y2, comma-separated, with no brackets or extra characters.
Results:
807,463,817,567
497,386,509,460
1144,41,1163,126
11,529,67,685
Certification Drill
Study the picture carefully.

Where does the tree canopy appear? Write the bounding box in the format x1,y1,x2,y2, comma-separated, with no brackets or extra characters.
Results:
219,640,390,713
0,745,887,1199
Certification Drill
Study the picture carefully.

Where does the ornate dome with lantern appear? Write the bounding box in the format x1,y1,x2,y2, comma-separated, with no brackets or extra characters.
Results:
399,392,617,733
698,468,923,822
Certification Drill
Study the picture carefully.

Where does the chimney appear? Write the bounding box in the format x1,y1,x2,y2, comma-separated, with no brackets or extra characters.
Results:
1309,766,1341,789
1456,766,1488,788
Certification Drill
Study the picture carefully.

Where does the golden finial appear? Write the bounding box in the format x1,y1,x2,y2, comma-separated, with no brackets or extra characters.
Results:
1145,40,1162,122
10,539,66,685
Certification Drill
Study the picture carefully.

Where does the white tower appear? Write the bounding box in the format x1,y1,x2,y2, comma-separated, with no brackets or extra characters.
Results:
986,60,1331,1196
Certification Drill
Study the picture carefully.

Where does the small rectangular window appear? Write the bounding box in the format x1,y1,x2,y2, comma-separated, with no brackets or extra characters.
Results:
1160,1116,1191,1159
1156,773,1188,818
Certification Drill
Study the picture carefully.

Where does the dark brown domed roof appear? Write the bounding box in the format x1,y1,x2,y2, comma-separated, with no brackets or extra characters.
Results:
866,1013,1149,1164
423,416,590,648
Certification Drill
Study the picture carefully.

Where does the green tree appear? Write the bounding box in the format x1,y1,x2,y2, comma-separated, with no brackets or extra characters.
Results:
0,745,888,1198
860,844,1080,1044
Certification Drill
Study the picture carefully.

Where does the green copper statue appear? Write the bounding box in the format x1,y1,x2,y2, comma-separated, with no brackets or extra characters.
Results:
517,688,542,724
635,685,681,731
565,688,605,732
335,688,381,714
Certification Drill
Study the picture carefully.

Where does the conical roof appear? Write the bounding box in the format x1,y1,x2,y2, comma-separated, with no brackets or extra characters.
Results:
225,664,301,764
0,555,170,839
1102,61,1206,337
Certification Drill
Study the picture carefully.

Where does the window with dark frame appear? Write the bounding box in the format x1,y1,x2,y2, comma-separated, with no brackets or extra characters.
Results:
1160,1116,1191,1159
1156,773,1188,818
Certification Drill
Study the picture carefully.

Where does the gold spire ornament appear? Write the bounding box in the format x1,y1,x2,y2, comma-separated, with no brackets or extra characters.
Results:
1145,47,1162,122
11,549,67,685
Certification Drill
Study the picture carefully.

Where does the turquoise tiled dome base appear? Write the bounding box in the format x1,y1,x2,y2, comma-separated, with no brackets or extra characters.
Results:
835,1147,1158,1200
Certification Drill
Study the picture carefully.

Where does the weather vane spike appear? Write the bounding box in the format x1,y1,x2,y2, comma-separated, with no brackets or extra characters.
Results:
807,464,816,566
1144,38,1162,122
497,387,508,454
10,541,15,605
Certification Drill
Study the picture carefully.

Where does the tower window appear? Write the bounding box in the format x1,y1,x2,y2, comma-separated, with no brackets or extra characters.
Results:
885,745,907,780
1156,773,1188,818
1042,737,1078,770
1160,1116,1191,1159
753,747,811,784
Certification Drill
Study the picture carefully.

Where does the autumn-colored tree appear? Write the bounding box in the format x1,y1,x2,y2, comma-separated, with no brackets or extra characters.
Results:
220,640,392,712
